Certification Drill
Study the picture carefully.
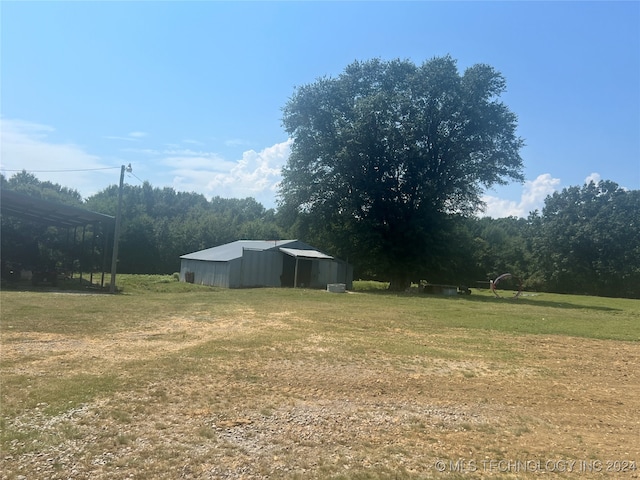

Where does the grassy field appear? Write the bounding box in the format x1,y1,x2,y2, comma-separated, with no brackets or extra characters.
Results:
1,276,639,479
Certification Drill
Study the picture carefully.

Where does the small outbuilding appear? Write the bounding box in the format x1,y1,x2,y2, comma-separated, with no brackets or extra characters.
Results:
179,240,352,289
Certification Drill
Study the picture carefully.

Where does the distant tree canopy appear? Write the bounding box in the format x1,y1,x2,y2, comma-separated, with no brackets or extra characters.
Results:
2,170,83,205
279,56,524,290
529,180,640,298
85,181,284,274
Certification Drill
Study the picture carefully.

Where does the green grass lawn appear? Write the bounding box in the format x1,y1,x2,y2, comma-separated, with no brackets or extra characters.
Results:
5,275,638,338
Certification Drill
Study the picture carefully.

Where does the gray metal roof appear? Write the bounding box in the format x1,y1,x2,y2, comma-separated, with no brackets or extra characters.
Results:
1,189,115,228
180,240,299,262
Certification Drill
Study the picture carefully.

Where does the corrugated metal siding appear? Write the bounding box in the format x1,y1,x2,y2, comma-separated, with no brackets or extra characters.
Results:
180,259,230,287
312,260,333,288
240,249,282,287
228,258,243,288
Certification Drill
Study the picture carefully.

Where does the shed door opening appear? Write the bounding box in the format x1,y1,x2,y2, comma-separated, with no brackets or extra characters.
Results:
281,255,295,287
281,255,312,287
295,259,312,287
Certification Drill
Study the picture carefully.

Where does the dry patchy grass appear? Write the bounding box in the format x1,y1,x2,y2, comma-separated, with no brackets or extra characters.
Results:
1,281,639,479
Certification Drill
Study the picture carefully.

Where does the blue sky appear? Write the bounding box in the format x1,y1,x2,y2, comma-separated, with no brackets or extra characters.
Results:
2,1,639,217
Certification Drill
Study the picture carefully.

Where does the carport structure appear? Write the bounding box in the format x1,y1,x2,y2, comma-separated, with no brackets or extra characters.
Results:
0,189,115,288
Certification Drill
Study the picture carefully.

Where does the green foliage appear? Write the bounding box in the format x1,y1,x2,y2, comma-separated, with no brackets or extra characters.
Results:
1,171,83,205
85,182,286,274
352,280,390,291
467,216,532,283
530,180,640,298
460,181,640,299
279,56,524,289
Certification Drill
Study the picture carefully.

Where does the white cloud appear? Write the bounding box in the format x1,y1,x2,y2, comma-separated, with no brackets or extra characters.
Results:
584,172,601,185
482,173,561,218
127,147,220,158
105,135,137,142
0,118,116,198
182,138,204,146
224,138,250,147
166,139,292,207
105,131,148,142
163,155,235,172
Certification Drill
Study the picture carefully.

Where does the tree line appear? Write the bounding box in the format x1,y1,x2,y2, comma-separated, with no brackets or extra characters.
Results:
2,171,638,298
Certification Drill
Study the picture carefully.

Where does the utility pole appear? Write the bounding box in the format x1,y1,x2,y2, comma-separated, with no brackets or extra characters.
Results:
109,164,131,293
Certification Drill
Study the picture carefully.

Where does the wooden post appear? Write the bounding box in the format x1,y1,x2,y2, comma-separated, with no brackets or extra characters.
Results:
109,164,129,293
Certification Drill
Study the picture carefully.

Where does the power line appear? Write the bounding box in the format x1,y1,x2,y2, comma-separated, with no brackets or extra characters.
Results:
127,171,145,184
4,164,149,187
2,166,121,173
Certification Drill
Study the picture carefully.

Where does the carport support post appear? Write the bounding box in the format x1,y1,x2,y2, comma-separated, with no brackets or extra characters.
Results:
109,164,128,293
79,224,86,283
101,224,110,287
293,256,299,288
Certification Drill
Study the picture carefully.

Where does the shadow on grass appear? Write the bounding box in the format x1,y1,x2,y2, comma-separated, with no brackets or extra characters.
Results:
0,277,112,294
461,294,622,312
354,288,623,312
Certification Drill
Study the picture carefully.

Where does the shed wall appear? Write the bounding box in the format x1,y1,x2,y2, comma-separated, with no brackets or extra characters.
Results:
227,257,243,288
180,259,230,288
238,249,282,287
313,260,334,288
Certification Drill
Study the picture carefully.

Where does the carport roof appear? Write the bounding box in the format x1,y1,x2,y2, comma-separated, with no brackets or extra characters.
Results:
0,189,115,228
279,247,333,260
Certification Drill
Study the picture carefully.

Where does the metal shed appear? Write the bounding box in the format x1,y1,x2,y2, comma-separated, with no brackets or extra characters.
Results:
179,240,352,289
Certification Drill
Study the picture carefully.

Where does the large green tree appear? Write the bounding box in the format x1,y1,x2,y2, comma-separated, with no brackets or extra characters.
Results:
280,57,524,289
